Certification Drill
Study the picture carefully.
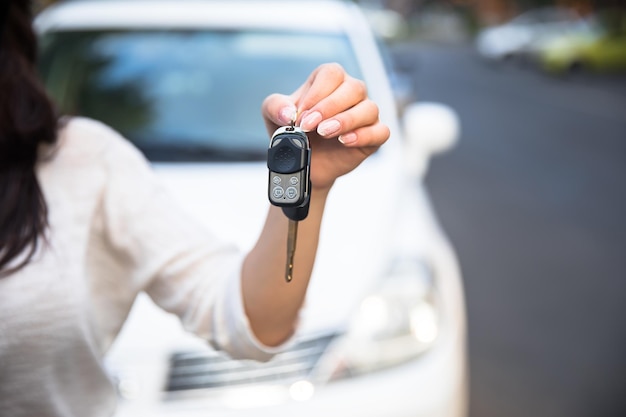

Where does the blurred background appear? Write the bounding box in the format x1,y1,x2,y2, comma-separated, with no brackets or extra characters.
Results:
357,1,626,417
34,1,626,417
346,0,626,416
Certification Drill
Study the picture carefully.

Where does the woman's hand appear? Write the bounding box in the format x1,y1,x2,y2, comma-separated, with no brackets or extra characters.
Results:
245,63,389,347
262,63,390,191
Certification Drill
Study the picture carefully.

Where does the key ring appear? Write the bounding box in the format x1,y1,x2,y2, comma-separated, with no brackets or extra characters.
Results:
289,111,298,130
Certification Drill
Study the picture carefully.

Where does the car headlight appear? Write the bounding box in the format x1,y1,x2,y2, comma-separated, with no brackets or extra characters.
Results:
314,257,441,382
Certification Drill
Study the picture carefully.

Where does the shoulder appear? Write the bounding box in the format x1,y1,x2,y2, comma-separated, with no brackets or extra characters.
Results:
53,116,148,168
63,116,120,139
59,116,135,155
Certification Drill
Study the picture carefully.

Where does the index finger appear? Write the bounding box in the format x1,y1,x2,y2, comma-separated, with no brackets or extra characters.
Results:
291,63,346,117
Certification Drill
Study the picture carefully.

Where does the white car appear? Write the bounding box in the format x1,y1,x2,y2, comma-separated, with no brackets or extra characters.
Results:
36,1,467,416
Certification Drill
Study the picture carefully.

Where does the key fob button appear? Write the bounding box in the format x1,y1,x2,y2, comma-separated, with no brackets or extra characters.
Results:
273,186,284,199
272,176,282,185
286,187,298,200
289,176,299,185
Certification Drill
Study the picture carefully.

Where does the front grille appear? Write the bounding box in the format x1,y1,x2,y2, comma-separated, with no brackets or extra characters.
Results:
165,333,336,392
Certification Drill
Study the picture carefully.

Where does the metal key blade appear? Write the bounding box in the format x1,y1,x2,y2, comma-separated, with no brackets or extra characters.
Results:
285,219,298,282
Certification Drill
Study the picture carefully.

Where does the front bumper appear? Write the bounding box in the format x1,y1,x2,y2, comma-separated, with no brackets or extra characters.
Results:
113,327,466,417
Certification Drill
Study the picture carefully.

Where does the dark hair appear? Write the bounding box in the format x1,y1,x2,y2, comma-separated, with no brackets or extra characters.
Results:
0,0,58,277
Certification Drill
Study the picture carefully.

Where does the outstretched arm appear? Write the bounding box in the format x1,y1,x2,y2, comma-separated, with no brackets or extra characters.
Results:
242,63,390,347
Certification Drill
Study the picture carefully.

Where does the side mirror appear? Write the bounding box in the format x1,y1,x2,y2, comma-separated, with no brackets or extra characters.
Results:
402,102,460,178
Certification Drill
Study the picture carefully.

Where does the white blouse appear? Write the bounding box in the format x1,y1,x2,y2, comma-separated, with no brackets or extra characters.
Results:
0,117,279,417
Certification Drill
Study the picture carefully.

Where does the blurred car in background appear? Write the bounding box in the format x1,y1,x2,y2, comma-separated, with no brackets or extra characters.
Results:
36,1,467,416
475,6,588,62
535,10,626,75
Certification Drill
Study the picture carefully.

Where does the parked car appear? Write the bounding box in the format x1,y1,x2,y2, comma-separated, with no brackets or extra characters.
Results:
536,11,626,75
475,6,587,62
35,1,467,416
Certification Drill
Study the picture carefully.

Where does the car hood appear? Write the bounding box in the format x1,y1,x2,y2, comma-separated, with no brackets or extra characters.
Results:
152,155,399,335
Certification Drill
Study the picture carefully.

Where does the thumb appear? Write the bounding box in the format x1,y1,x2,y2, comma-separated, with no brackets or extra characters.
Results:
262,93,297,128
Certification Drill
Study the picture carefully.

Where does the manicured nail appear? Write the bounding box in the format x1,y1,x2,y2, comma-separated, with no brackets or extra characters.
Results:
279,105,297,125
317,119,341,137
300,111,322,132
338,132,357,145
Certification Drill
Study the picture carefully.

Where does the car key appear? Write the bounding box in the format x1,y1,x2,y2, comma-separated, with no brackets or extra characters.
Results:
267,118,311,282
285,218,298,282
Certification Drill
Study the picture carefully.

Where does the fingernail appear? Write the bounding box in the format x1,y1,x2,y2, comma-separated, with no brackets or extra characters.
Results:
338,132,357,145
300,111,322,132
317,119,341,137
279,105,297,125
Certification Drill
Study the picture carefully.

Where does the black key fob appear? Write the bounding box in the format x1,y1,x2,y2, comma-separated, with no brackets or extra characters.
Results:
267,125,311,220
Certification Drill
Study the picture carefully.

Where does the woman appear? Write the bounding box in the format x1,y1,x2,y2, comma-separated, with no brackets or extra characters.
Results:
0,1,389,416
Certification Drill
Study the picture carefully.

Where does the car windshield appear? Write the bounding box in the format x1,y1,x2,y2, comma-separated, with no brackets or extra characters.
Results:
39,30,362,162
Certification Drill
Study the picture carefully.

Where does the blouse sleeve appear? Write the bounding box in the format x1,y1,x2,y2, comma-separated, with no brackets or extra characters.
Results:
94,121,286,361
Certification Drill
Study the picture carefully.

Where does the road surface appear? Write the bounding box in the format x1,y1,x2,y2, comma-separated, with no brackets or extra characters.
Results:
390,42,626,417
